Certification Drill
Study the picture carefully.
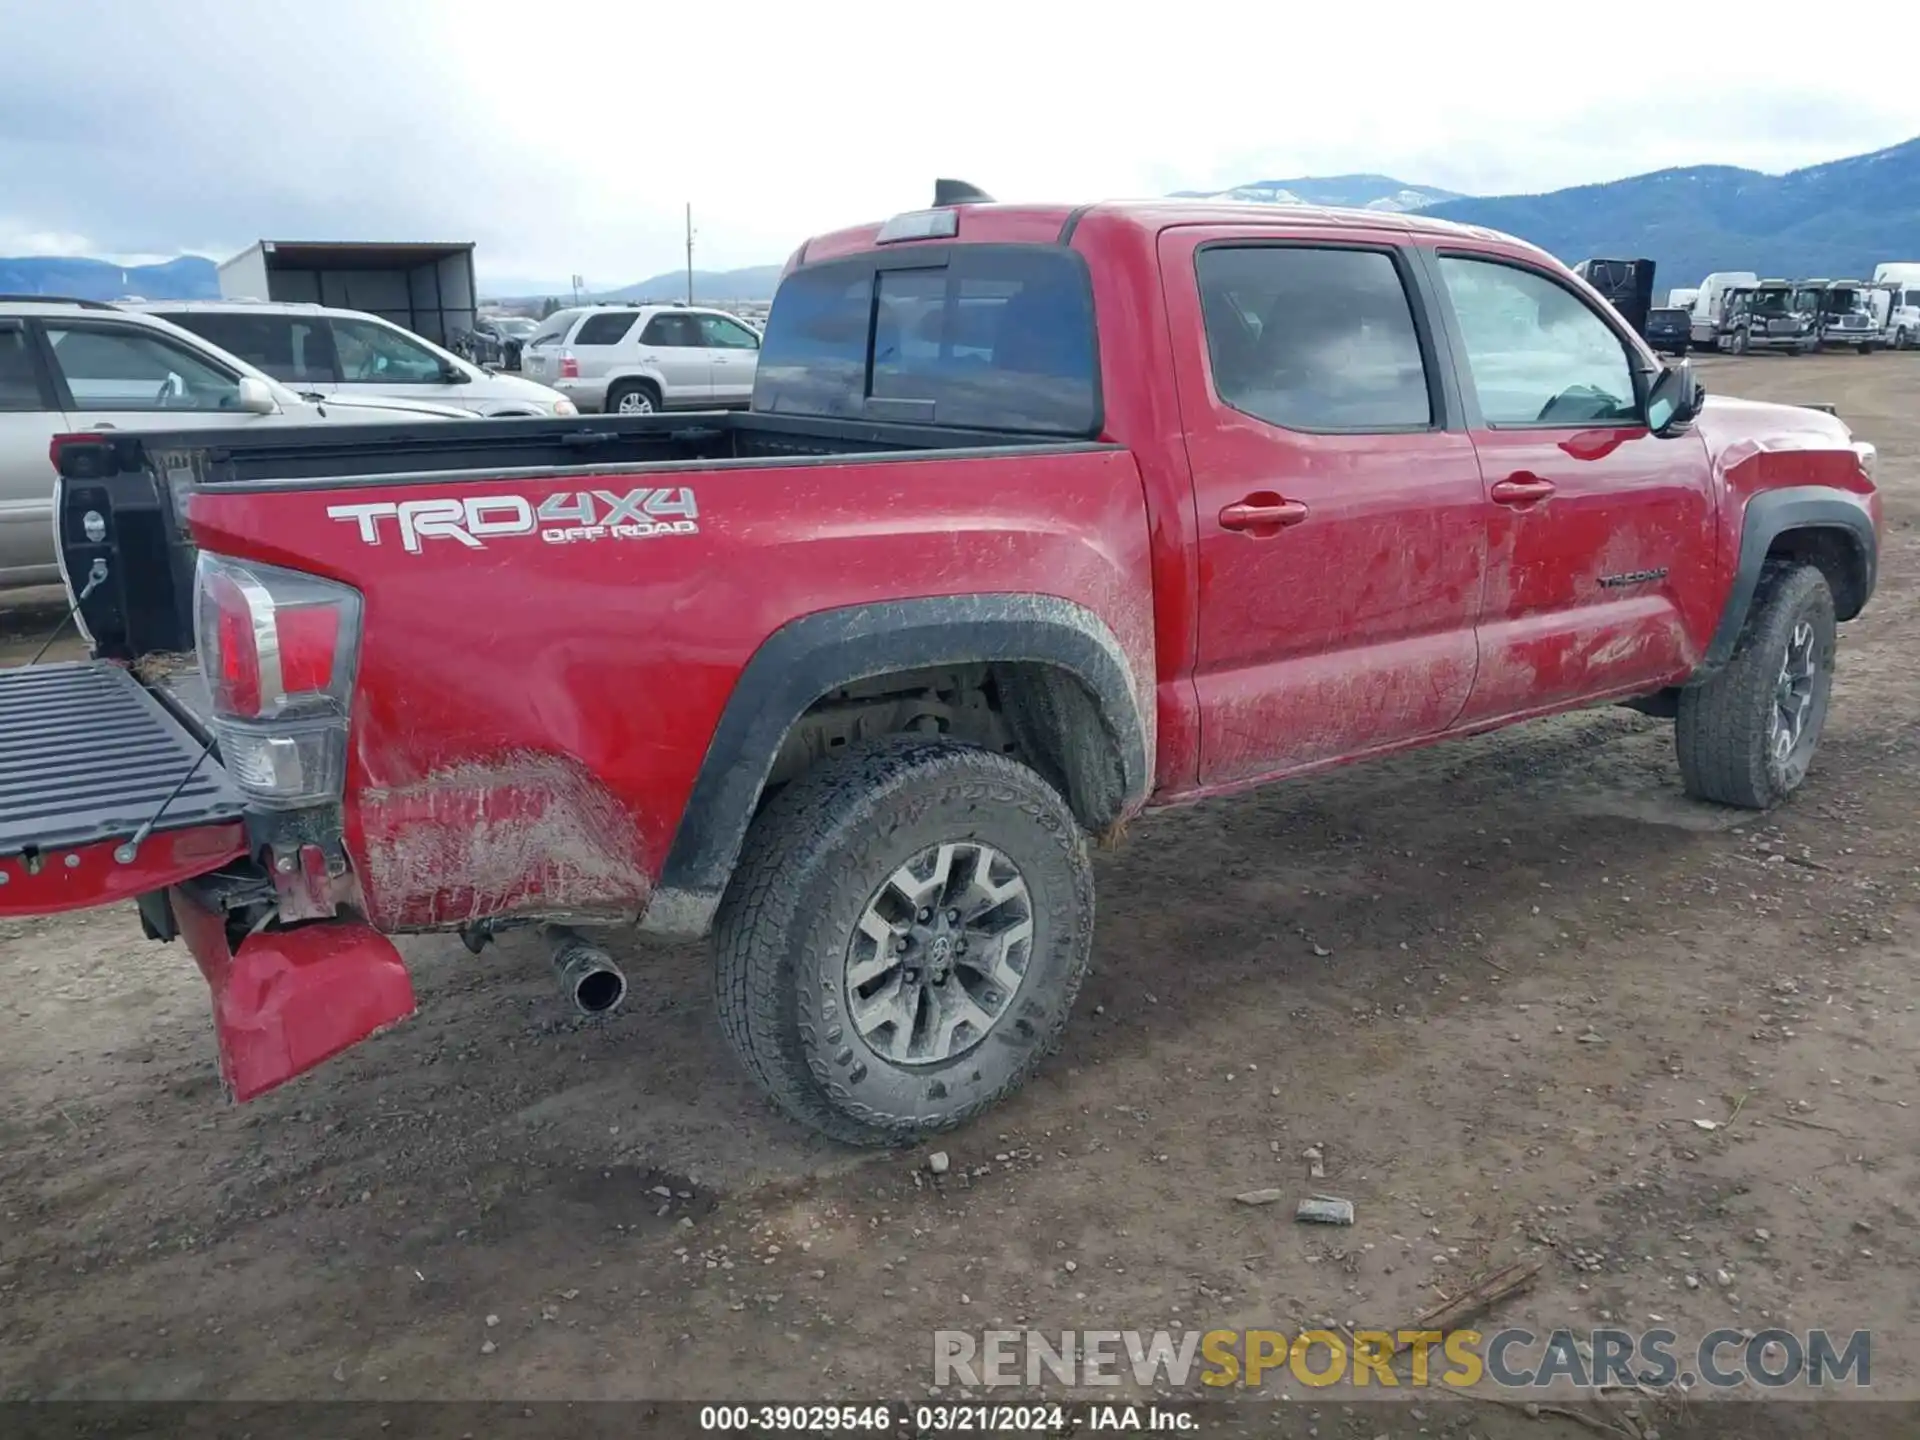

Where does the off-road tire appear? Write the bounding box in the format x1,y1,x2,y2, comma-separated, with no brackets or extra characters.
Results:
713,736,1095,1146
1676,562,1836,809
606,380,660,415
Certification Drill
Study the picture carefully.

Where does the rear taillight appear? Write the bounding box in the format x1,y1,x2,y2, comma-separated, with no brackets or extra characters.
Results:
558,351,579,380
194,552,362,809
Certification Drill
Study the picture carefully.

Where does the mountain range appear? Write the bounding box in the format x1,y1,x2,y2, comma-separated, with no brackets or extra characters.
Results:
7,136,1917,306
1170,173,1463,212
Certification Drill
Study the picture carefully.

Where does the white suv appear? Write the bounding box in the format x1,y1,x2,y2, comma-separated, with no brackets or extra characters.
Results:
0,299,466,590
521,304,761,413
134,301,578,418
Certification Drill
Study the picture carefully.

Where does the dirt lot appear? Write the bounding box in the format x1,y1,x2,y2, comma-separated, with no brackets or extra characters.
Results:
3,353,1919,1433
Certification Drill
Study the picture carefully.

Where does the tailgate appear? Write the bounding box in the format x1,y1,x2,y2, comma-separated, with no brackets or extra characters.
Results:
0,660,247,917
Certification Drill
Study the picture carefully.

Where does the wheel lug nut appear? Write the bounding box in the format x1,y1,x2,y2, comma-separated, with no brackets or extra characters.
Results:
917,907,932,922
947,908,961,924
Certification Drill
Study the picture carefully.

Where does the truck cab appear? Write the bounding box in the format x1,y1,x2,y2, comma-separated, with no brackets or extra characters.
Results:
1722,280,1818,353
1814,280,1888,351
1689,271,1760,349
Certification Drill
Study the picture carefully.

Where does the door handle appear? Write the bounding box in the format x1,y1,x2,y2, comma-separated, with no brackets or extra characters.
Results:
1218,493,1309,533
1490,473,1556,505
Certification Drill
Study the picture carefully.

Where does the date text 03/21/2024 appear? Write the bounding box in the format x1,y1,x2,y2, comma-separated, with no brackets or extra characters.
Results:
696,1404,1190,1432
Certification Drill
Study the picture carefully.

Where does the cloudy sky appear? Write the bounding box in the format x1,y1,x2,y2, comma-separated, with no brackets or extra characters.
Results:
4,0,1916,291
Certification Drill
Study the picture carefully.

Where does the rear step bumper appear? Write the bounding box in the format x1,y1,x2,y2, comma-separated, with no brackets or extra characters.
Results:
1,661,247,916
171,886,415,1101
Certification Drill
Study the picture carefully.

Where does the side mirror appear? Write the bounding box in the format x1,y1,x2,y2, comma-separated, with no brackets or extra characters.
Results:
440,363,473,385
236,376,278,415
1645,358,1703,434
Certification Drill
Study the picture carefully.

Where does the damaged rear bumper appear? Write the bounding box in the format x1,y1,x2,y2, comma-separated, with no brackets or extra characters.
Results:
170,886,416,1101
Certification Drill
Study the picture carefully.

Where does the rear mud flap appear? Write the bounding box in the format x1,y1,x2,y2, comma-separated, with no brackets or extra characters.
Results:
170,886,416,1101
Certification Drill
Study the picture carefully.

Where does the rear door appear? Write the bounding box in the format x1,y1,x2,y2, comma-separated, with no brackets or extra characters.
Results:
633,312,712,405
0,318,66,585
1160,227,1487,786
1424,248,1716,722
694,312,760,406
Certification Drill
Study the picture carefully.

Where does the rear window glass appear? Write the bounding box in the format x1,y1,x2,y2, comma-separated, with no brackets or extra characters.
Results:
572,312,639,346
754,246,1099,435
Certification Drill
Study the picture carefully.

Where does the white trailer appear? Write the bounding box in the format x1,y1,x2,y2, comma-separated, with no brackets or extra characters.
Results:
216,241,479,347
1688,272,1759,349
1875,264,1920,349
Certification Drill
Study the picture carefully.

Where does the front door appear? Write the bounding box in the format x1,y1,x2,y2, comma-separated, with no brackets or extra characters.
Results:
0,319,66,585
325,315,472,407
694,311,761,406
37,318,275,442
1162,229,1488,787
1426,251,1717,723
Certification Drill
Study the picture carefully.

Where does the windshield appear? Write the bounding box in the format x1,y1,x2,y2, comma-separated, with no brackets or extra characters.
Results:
495,317,537,337
1750,290,1793,314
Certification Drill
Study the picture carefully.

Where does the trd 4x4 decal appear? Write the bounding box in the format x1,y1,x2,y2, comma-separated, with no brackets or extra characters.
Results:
327,488,699,553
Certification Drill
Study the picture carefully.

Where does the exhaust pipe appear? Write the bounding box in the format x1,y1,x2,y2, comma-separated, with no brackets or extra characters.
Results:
545,926,628,1016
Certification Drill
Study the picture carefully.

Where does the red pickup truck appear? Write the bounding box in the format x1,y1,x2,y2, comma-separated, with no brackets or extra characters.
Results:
2,188,1879,1144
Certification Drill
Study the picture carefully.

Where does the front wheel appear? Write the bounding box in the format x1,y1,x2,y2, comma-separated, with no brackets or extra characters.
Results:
714,737,1094,1145
1728,327,1750,355
1676,563,1836,809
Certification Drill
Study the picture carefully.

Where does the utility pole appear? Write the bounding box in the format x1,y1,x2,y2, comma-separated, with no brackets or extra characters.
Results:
685,203,695,304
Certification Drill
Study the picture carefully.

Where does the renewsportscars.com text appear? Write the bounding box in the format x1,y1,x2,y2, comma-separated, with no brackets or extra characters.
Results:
933,1327,1871,1390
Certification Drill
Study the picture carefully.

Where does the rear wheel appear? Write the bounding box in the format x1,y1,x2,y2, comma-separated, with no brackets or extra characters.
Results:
607,380,660,415
1676,563,1836,809
714,737,1094,1145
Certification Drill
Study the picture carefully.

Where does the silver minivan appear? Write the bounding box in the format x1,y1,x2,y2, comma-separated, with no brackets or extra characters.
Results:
136,302,579,418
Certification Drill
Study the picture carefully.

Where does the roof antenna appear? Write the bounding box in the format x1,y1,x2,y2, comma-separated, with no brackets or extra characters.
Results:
934,179,994,206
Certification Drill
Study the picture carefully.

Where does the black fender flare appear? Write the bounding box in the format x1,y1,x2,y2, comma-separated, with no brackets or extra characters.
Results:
641,594,1152,938
1695,486,1877,676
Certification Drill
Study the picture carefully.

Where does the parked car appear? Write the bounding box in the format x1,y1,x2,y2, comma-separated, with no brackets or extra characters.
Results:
131,302,578,418
0,297,466,590
489,315,539,370
10,191,1879,1148
1645,306,1691,356
519,303,761,413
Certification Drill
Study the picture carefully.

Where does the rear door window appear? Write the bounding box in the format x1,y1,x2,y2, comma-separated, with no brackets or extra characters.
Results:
639,313,702,347
1195,245,1432,430
572,311,640,346
755,246,1099,435
162,312,340,385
